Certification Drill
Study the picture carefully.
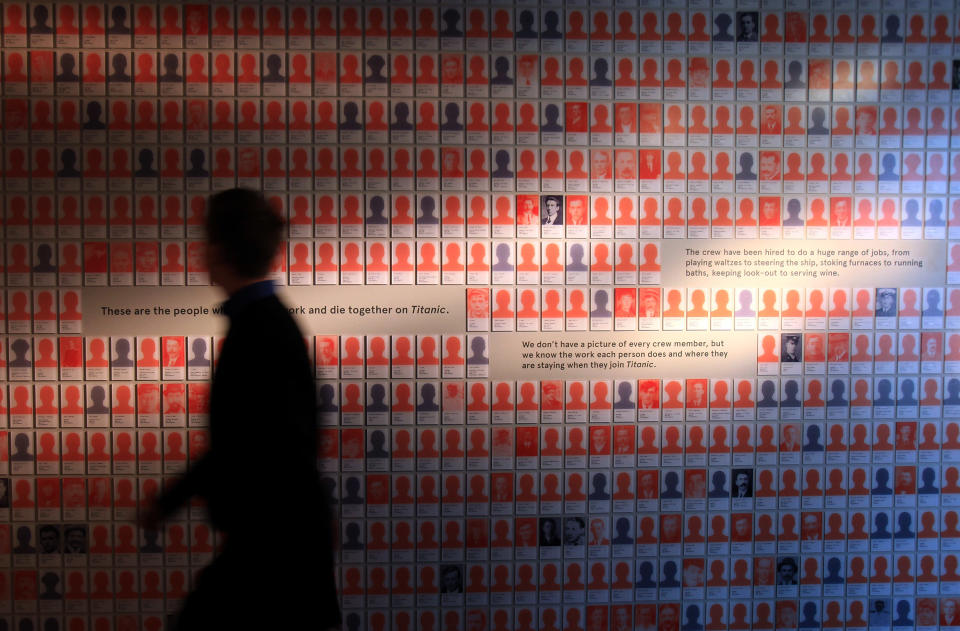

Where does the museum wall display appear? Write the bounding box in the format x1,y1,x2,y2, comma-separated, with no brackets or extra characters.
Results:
2,1,960,629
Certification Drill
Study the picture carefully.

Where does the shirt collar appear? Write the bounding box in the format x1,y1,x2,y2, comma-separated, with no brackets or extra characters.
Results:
222,279,275,319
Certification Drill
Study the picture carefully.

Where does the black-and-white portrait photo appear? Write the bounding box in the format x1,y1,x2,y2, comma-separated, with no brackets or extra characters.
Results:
541,195,563,225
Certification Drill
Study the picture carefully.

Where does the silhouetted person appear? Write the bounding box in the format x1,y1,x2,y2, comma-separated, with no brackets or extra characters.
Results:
113,338,134,366
58,149,81,177
160,53,182,82
143,188,340,630
84,101,106,129
108,5,130,33
263,54,284,83
736,152,757,180
135,149,158,177
57,53,79,82
785,61,805,89
392,102,413,130
366,55,387,83
32,5,52,33
109,53,130,82
542,104,562,132
187,149,209,177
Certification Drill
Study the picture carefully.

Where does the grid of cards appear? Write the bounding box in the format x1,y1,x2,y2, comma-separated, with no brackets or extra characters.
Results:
2,1,960,630
463,286,960,332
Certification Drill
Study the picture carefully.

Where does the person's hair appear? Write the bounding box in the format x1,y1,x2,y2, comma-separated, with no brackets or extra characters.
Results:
206,188,284,278
778,557,797,570
442,566,460,580
39,525,58,537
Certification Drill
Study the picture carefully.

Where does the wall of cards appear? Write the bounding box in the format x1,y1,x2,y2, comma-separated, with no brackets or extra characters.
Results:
4,1,960,630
